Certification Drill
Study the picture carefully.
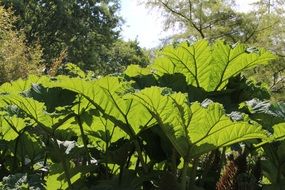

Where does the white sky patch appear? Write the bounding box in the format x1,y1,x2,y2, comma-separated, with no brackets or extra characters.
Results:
120,0,166,48
120,0,256,49
236,0,256,12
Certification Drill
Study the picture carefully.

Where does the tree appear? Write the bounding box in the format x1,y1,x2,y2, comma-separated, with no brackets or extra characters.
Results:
141,0,285,101
140,0,251,43
245,0,285,101
50,40,150,76
106,39,150,74
0,0,122,72
0,6,42,84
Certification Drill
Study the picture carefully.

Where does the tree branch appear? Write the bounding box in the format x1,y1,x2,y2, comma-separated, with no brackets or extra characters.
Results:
159,0,205,38
244,20,279,43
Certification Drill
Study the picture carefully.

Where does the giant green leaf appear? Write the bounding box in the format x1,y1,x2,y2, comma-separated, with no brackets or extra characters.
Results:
45,76,154,136
46,162,81,190
132,87,191,157
188,102,268,158
124,64,152,77
25,83,77,113
212,41,275,90
133,87,268,158
152,40,276,92
0,94,73,134
272,123,285,141
82,111,127,151
0,115,25,141
2,94,53,128
0,75,48,95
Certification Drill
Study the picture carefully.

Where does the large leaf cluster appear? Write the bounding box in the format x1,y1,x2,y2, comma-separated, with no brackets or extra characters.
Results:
0,40,284,190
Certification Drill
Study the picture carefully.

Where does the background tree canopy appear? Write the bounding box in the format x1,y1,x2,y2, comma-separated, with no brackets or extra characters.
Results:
0,0,149,74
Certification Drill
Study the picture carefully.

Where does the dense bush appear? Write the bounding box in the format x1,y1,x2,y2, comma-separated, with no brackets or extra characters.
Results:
0,6,43,84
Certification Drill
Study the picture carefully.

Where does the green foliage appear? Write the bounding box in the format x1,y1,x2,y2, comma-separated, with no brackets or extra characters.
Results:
0,173,44,190
0,40,284,190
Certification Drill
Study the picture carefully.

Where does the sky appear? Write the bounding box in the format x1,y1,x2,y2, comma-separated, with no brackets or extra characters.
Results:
120,0,256,48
